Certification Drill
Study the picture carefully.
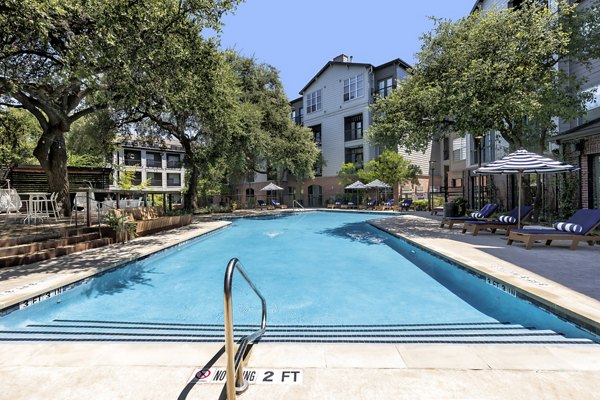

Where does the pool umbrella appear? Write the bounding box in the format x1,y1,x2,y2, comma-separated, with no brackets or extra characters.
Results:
366,179,391,204
474,149,577,229
259,182,284,203
345,180,367,204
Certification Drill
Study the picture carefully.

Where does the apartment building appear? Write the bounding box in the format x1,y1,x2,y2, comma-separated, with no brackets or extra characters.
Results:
111,139,186,193
242,54,437,207
553,0,600,209
469,0,600,210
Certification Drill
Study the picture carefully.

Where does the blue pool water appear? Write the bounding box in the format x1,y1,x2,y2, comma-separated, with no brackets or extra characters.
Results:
0,212,597,341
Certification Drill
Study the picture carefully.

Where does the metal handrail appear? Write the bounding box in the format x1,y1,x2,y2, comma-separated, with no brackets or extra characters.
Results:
224,258,267,399
292,199,304,209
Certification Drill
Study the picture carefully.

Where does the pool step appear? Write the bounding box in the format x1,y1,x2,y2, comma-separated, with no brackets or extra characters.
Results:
0,320,595,345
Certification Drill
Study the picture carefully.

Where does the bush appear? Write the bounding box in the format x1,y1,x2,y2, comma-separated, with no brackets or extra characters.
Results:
412,199,428,211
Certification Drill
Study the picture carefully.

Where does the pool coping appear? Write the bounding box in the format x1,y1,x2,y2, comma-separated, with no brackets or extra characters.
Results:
368,216,600,337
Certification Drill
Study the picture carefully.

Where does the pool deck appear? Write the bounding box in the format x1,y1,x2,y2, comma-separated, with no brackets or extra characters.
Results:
1,209,600,399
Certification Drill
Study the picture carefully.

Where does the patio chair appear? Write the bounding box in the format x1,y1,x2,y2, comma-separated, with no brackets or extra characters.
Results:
462,205,534,236
380,199,395,210
400,199,413,211
257,199,267,210
440,203,498,229
366,199,376,209
271,199,287,209
507,209,600,250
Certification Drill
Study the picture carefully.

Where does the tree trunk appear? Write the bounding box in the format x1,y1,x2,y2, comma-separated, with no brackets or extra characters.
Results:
33,127,72,216
184,163,199,211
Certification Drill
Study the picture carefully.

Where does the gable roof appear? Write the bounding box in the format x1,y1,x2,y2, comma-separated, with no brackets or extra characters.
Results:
299,57,412,95
299,61,371,95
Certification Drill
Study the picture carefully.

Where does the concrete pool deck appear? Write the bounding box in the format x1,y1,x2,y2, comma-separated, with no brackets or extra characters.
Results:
1,210,599,399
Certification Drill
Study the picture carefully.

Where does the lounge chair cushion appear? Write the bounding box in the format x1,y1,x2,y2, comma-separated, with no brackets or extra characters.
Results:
498,215,517,223
553,222,583,233
470,212,484,219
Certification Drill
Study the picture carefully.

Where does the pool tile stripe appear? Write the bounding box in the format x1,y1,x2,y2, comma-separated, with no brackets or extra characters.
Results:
0,320,595,345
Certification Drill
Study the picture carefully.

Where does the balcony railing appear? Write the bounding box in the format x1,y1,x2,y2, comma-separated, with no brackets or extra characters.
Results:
124,159,141,166
149,179,163,186
344,129,363,142
166,160,182,168
146,159,162,168
167,180,181,187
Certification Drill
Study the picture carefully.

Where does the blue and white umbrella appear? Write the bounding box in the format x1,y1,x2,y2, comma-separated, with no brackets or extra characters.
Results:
474,149,577,228
345,180,368,204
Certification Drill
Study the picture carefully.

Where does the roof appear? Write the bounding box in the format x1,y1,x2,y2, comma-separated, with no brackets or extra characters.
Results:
299,57,412,95
552,117,600,143
374,58,412,71
300,61,371,94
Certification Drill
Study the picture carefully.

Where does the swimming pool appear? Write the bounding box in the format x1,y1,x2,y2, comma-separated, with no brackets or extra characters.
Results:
0,212,597,343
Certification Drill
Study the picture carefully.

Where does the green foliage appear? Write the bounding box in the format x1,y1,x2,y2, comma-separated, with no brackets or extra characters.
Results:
369,1,600,153
337,163,360,187
452,196,468,216
0,0,241,210
412,199,429,211
104,212,137,240
66,111,116,167
0,108,40,166
224,52,320,184
340,150,421,198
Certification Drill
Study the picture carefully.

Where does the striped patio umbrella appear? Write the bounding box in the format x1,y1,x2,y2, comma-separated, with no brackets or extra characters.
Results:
345,180,368,204
366,179,391,204
474,149,577,228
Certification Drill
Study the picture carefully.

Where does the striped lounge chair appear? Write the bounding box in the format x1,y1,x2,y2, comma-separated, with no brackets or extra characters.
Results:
440,203,498,229
507,209,600,250
462,205,534,236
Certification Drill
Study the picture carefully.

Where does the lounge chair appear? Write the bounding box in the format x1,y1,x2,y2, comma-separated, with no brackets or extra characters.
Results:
380,199,395,211
271,199,287,209
507,209,600,250
400,199,413,211
257,200,268,210
462,205,534,236
440,203,498,229
366,199,376,209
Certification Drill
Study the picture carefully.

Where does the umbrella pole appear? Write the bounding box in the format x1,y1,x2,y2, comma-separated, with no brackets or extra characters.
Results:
518,172,522,230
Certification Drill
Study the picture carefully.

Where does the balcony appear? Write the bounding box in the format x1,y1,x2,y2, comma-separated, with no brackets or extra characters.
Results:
167,160,182,168
124,159,141,166
167,179,181,187
344,129,363,142
146,159,163,168
149,179,163,187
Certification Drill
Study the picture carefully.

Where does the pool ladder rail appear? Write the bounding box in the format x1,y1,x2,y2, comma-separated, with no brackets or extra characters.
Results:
224,258,267,399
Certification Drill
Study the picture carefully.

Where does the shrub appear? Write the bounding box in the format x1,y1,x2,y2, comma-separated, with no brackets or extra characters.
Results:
412,199,428,211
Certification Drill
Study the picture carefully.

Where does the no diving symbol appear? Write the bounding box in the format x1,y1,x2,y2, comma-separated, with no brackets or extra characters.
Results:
195,369,211,380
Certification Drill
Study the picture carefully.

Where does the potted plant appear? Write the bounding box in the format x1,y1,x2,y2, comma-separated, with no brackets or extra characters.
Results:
105,212,137,242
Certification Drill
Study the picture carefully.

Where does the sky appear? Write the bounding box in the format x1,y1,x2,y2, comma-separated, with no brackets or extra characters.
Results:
216,0,477,99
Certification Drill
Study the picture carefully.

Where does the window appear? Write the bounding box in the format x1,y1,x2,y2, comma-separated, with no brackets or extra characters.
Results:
147,172,163,187
345,147,363,168
124,150,141,166
290,110,296,123
310,124,322,146
146,152,162,168
377,77,393,98
344,114,363,141
167,154,181,168
306,89,322,113
452,137,466,161
343,73,364,101
166,173,181,187
299,107,304,125
132,171,142,186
